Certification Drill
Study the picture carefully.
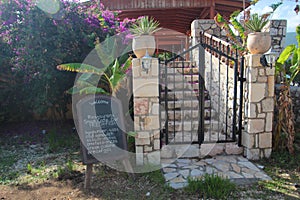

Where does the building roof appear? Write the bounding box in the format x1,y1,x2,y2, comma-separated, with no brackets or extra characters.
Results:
101,0,251,34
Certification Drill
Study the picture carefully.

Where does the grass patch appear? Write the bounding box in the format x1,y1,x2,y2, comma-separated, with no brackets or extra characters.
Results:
0,153,17,169
185,174,236,199
142,169,164,185
46,128,79,153
0,149,20,184
253,146,300,199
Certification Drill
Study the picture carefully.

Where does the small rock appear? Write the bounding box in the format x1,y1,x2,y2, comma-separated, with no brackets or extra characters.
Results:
168,182,188,189
177,159,191,164
177,162,189,167
170,176,186,183
164,172,179,181
190,169,204,177
146,192,150,196
161,163,177,168
194,161,206,166
163,167,176,173
179,170,190,178
183,165,198,169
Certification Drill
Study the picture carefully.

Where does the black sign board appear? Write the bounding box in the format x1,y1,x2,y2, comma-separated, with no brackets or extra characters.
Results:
76,95,128,165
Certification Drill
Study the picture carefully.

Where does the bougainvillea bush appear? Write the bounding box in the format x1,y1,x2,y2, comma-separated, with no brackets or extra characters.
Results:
0,0,133,122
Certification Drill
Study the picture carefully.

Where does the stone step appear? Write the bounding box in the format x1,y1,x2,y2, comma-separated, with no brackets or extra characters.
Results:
168,131,199,143
203,131,229,142
175,67,199,75
164,120,221,132
167,121,198,132
161,99,199,109
160,144,200,159
163,74,199,83
166,61,197,68
161,99,211,109
162,67,199,75
161,109,212,120
161,81,199,90
165,131,229,143
160,142,242,159
160,91,199,100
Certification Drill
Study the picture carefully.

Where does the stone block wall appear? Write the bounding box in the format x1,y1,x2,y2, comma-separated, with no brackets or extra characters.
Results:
265,20,287,55
132,58,161,165
203,51,237,134
289,87,300,127
243,55,275,160
191,19,221,46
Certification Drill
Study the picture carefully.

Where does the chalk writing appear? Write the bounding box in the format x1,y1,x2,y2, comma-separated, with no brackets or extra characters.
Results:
77,95,127,164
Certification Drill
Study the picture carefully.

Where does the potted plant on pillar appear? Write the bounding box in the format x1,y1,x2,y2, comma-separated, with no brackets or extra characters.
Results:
215,11,272,55
130,16,161,58
245,13,271,54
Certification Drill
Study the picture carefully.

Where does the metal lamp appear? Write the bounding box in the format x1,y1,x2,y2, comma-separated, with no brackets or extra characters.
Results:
141,50,152,73
260,51,278,68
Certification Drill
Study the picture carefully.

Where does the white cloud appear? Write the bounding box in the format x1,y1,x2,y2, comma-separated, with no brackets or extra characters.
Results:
249,1,300,32
271,5,300,32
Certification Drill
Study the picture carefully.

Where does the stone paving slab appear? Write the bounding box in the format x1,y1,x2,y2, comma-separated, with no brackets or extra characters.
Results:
161,155,272,189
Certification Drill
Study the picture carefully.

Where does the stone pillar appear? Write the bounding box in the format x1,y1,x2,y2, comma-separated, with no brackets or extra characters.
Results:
132,58,161,166
191,19,221,62
191,19,221,46
243,55,275,160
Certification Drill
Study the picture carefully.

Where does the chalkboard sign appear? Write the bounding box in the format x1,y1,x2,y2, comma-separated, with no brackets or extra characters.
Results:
76,95,128,165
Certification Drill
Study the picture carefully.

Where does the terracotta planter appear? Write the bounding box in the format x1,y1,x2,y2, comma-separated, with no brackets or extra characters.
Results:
247,32,271,54
132,35,155,58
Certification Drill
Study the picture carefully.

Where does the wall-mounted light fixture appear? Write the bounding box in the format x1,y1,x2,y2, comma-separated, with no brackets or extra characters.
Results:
260,51,278,68
141,50,152,73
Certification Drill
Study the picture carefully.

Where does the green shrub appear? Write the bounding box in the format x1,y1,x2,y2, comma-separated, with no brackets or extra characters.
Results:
46,128,79,152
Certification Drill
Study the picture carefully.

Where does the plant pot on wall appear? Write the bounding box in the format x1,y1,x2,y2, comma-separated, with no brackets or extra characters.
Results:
132,35,156,58
247,32,271,54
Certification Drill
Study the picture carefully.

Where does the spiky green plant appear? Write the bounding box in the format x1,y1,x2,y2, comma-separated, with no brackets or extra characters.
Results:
245,13,270,32
214,3,281,53
129,16,161,36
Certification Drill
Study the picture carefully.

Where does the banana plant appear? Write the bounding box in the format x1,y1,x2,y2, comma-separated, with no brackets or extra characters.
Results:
57,56,132,96
214,11,247,53
274,25,300,154
57,35,132,96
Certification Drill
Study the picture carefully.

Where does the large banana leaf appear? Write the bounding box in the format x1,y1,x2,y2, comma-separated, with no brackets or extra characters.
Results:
57,63,104,75
277,45,296,65
57,57,132,95
79,86,108,95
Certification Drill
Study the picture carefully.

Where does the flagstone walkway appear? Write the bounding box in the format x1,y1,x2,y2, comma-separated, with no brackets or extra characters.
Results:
161,155,272,189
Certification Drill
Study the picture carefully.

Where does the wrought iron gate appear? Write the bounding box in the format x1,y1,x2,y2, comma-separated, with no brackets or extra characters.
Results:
159,32,245,146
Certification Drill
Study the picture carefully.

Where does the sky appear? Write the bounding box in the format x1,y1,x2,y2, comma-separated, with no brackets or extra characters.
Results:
249,0,300,32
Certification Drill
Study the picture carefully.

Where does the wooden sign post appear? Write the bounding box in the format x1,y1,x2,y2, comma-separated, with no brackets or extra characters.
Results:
76,95,133,189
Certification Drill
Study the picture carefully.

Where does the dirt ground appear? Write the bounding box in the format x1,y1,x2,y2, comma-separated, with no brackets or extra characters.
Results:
0,181,87,200
0,121,299,200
